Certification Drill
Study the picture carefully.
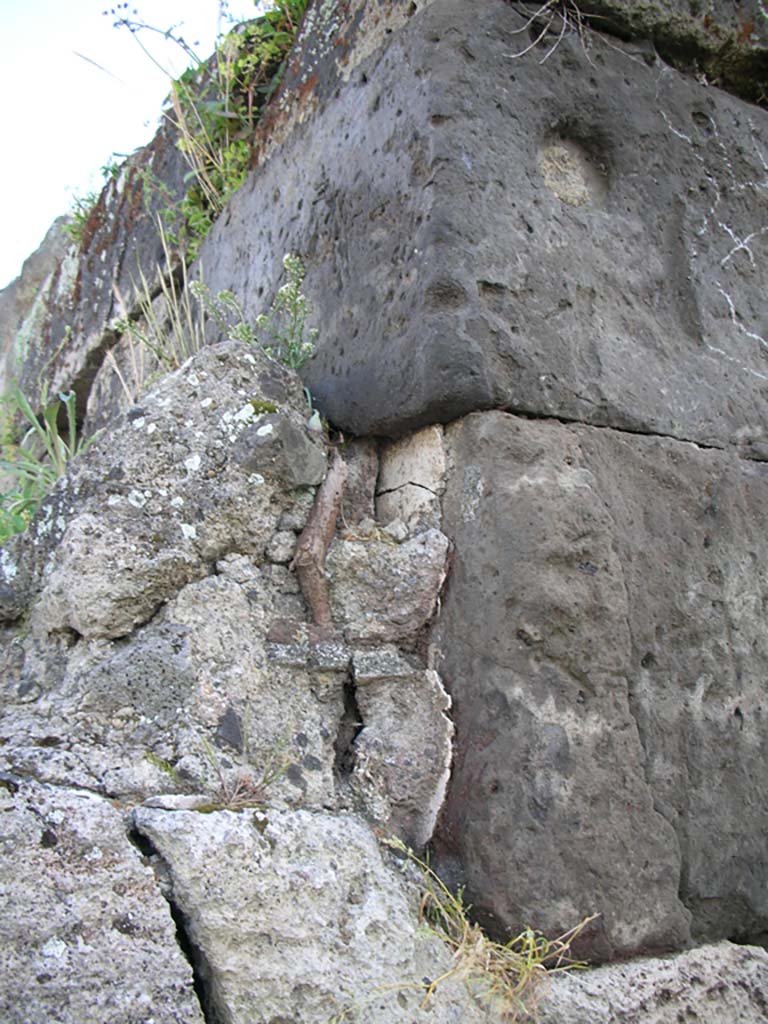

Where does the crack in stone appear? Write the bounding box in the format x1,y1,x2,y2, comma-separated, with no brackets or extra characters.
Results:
334,670,364,779
375,480,440,498
128,823,222,1024
500,403,768,462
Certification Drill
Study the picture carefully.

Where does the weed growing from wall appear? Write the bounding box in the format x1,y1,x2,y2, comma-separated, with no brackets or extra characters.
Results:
191,253,317,368
329,837,597,1022
106,0,309,258
64,156,127,246
0,386,90,543
113,223,207,372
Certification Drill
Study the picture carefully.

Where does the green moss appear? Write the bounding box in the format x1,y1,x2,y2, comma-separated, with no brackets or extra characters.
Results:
250,399,279,414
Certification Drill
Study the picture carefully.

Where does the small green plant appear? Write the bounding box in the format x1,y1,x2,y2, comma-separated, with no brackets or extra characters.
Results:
196,734,291,811
64,190,100,245
330,837,596,1022
114,222,206,371
65,156,127,247
191,252,318,369
144,751,185,786
107,0,309,257
0,385,90,543
254,253,318,369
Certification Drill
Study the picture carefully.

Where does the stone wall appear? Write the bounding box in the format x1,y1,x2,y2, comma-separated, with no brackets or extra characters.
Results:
1,0,767,1020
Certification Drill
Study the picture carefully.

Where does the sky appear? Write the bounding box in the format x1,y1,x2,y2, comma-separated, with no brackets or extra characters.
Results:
0,0,265,289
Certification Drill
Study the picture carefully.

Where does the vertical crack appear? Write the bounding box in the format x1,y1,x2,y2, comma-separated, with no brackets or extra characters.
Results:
127,826,223,1024
333,671,364,778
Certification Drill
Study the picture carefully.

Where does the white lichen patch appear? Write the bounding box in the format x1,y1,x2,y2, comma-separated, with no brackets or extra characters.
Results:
128,490,148,509
0,548,18,580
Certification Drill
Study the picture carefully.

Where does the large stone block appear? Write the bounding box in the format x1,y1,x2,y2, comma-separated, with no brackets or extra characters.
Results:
200,0,768,450
0,778,204,1024
12,121,187,421
132,806,487,1023
540,940,768,1023
432,410,768,960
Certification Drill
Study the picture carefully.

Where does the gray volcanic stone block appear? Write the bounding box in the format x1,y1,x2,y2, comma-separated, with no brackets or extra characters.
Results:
432,411,768,960
132,806,488,1024
540,940,768,1023
12,121,188,420
578,0,768,106
0,778,204,1024
200,0,768,449
0,217,72,394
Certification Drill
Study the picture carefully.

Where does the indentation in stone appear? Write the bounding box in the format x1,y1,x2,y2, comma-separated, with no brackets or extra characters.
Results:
538,137,607,207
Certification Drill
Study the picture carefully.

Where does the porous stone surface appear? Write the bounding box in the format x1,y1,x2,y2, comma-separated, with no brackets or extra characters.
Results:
351,647,454,847
0,777,203,1024
201,0,768,450
432,410,768,960
327,528,450,642
0,339,317,635
539,941,768,1023
578,0,768,105
0,336,461,1022
3,1,768,1020
377,425,446,531
132,806,487,1024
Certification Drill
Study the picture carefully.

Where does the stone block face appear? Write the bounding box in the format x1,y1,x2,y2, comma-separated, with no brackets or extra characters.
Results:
433,410,768,959
0,779,204,1024
579,1,768,105
327,527,449,642
0,217,72,395
132,806,487,1024
200,0,768,450
540,941,768,1024
377,425,446,530
10,121,188,424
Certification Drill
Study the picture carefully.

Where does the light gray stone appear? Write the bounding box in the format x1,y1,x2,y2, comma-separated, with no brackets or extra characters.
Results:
1,340,319,636
327,528,450,643
265,528,297,564
539,941,768,1023
352,645,416,684
377,425,446,531
132,805,487,1024
0,778,204,1024
351,666,454,848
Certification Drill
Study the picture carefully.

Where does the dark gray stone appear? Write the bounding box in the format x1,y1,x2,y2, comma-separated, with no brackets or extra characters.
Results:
200,0,768,451
433,410,768,960
232,411,327,488
577,0,768,106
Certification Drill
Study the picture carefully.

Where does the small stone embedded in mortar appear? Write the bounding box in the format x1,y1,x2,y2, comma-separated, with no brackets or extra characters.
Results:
538,136,608,207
